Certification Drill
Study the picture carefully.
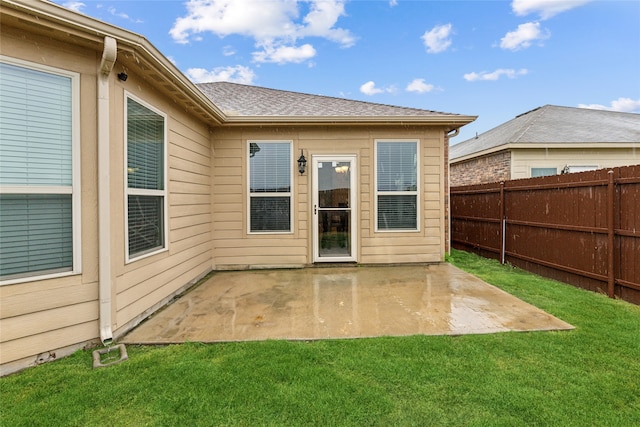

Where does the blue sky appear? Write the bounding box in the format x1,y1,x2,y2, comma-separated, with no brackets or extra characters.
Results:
55,0,640,143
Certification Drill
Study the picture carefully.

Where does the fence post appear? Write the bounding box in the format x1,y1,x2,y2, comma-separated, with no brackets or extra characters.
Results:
607,170,615,298
500,181,505,264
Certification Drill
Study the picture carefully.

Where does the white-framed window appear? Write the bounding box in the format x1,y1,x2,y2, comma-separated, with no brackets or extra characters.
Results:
125,93,168,261
247,141,293,233
531,167,557,177
0,57,81,284
562,165,598,174
375,140,420,231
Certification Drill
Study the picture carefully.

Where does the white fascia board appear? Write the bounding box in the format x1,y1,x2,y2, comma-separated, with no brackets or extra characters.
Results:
450,142,638,164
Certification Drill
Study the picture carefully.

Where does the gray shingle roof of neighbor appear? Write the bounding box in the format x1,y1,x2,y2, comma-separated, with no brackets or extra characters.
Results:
450,105,640,161
197,82,475,125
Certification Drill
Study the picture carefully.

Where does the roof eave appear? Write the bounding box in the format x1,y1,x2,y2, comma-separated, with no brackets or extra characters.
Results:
222,115,477,128
3,0,227,125
450,141,639,164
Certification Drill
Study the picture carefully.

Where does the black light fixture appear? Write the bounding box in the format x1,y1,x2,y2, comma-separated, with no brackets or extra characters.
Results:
117,72,128,81
297,150,307,175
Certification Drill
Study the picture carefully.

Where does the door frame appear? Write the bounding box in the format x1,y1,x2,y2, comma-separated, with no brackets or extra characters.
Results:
311,154,358,263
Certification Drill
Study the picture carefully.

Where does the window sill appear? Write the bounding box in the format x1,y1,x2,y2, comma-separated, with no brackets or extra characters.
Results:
0,270,80,286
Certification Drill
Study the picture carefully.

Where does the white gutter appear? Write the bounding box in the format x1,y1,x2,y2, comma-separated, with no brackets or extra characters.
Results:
98,36,117,344
450,142,636,164
221,115,477,127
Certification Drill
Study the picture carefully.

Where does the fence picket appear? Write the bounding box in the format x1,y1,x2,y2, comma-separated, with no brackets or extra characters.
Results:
451,164,640,305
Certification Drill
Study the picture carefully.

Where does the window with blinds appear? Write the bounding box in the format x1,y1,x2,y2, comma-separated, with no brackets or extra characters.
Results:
248,141,292,232
126,96,167,259
376,141,419,231
0,60,79,282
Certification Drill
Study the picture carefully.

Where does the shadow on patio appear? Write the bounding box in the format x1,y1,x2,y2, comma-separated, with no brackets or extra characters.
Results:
121,264,573,344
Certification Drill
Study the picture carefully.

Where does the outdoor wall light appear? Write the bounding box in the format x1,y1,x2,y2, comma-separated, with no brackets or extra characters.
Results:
117,72,128,81
297,150,307,175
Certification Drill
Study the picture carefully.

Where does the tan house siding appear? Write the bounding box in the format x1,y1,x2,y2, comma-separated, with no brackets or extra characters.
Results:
511,147,639,180
0,22,101,372
211,126,446,267
450,151,511,186
0,12,215,371
110,72,213,336
1,1,470,375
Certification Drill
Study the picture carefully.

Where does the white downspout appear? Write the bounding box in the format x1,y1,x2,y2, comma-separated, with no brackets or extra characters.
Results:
98,36,117,344
445,128,459,256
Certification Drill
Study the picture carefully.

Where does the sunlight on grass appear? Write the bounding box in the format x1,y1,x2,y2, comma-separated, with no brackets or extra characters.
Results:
2,249,639,426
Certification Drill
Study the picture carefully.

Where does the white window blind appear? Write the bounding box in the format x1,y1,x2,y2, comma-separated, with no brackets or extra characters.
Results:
248,141,291,232
0,195,72,278
376,141,418,230
0,61,75,281
126,97,166,259
0,62,72,186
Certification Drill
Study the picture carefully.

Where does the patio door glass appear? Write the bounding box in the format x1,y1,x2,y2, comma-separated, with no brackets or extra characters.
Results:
312,155,356,262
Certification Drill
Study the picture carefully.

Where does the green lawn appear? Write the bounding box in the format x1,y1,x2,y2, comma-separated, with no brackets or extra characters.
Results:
2,249,639,426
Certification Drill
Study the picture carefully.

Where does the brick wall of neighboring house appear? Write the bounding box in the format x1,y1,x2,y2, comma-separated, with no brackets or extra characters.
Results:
450,150,511,186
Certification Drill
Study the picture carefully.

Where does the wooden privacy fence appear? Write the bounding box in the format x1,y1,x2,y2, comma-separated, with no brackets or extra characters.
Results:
450,165,640,305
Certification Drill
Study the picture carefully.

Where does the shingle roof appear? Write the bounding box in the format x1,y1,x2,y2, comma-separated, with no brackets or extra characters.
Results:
197,81,471,122
450,105,640,161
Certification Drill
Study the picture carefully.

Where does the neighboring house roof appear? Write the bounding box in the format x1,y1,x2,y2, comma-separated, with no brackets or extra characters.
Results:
451,105,640,162
198,82,475,128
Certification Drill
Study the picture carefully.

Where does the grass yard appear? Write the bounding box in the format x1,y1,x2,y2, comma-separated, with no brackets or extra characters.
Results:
2,249,639,426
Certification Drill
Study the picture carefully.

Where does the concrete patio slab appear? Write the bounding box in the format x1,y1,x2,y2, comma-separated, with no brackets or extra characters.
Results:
121,264,573,344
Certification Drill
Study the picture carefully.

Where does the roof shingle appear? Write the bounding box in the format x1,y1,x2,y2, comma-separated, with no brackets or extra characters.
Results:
197,81,462,118
451,105,640,160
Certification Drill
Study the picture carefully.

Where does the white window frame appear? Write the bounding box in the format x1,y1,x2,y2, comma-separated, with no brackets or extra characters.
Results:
531,167,557,178
0,56,82,285
246,140,294,234
124,92,168,262
565,165,599,174
374,139,420,233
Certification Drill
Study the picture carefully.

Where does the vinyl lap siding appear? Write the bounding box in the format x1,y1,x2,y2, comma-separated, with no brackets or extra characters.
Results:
0,27,101,373
212,131,308,267
0,278,99,369
361,134,445,264
212,127,446,267
114,114,212,333
511,148,640,180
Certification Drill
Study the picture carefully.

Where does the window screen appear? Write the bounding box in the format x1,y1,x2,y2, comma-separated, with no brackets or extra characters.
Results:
249,142,291,232
0,61,75,281
376,141,418,230
0,194,73,279
126,97,166,258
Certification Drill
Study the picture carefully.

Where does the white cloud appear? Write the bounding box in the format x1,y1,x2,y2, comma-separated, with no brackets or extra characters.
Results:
500,21,549,50
186,65,256,84
299,0,356,46
222,45,236,57
406,78,435,94
578,97,640,113
464,68,529,82
422,24,453,53
63,2,85,12
360,81,383,95
105,6,143,23
253,43,317,64
170,0,354,64
389,0,399,6
512,0,592,20
360,81,396,96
